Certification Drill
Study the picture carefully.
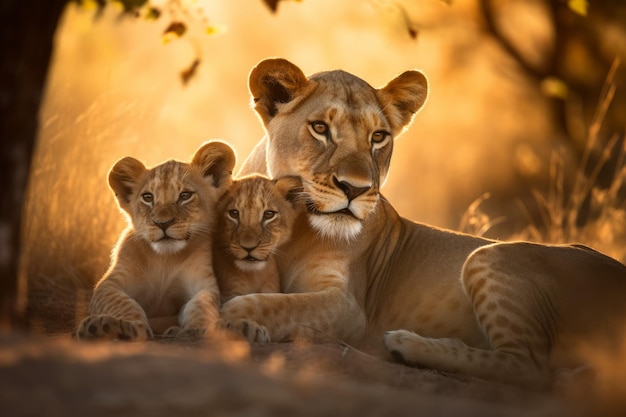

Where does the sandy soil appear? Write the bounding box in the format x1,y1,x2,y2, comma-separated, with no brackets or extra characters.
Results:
0,331,595,417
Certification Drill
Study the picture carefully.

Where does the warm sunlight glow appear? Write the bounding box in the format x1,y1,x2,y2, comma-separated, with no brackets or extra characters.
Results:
21,4,626,397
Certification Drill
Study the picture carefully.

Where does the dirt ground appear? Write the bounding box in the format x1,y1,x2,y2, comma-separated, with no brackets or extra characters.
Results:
1,329,610,417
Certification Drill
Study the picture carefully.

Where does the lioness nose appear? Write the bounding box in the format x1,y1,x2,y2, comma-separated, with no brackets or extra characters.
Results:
333,176,370,201
154,218,175,231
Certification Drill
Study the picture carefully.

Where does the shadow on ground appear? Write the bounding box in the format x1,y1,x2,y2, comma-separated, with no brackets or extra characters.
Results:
0,331,592,417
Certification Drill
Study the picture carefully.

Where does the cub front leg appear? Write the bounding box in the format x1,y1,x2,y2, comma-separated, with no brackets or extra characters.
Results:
77,280,151,341
173,287,221,339
77,314,152,341
220,287,366,344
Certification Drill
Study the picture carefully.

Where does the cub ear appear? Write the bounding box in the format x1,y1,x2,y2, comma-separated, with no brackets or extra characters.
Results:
248,58,309,125
376,70,428,136
108,157,147,209
274,175,303,205
191,140,236,189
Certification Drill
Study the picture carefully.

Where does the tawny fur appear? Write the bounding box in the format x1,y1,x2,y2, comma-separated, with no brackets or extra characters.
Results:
212,174,303,342
221,58,626,388
76,141,235,341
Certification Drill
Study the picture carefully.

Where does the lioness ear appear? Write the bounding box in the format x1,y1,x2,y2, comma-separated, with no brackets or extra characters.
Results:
192,140,236,189
109,157,147,209
376,70,428,135
249,58,309,125
274,175,303,205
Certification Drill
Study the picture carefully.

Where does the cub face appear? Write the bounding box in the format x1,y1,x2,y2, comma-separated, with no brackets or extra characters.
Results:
109,141,235,254
248,58,428,240
216,175,303,271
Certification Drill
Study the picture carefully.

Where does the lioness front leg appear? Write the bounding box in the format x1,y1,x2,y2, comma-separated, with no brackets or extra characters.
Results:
220,288,366,345
222,317,271,343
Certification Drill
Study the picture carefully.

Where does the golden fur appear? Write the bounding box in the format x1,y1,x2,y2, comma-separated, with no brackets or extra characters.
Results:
213,174,303,301
76,141,235,340
220,58,626,387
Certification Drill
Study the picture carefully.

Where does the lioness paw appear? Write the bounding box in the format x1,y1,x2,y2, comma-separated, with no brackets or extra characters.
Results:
76,315,152,341
384,330,471,369
383,330,417,364
220,319,270,343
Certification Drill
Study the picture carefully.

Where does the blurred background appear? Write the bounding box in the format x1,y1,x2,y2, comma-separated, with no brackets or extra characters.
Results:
15,0,626,332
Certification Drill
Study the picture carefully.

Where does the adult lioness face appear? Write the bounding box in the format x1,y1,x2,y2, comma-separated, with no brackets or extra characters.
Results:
249,58,428,240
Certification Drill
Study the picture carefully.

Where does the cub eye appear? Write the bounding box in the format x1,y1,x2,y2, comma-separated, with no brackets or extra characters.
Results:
263,210,277,221
179,191,193,202
310,121,329,138
228,209,239,220
371,130,390,144
141,192,153,203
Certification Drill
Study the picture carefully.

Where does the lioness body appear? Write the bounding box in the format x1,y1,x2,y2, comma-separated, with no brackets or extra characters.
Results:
76,141,236,340
220,58,626,387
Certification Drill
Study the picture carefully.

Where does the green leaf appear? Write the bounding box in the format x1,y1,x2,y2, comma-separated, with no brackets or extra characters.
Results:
567,0,588,16
540,76,569,99
205,25,227,35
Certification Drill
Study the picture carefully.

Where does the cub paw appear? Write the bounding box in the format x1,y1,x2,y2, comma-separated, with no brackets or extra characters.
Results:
162,326,207,340
220,319,270,343
162,325,182,338
178,328,208,340
76,315,152,341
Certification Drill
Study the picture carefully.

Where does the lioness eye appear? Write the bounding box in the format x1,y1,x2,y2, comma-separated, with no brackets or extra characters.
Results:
179,191,193,202
310,121,328,135
371,130,389,144
141,192,153,203
263,210,277,221
228,209,239,220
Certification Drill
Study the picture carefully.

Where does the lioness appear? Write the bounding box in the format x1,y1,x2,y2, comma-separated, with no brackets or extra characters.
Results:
219,58,626,387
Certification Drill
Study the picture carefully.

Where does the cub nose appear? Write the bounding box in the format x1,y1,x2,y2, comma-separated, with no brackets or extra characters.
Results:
239,231,260,253
333,176,371,201
241,244,259,254
154,218,175,231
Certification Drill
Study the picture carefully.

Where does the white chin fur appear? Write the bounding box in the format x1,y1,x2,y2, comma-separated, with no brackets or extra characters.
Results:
150,239,187,254
308,214,362,241
235,259,268,272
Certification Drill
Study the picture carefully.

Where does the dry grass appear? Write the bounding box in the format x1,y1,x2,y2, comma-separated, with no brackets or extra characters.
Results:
459,60,626,414
461,60,626,263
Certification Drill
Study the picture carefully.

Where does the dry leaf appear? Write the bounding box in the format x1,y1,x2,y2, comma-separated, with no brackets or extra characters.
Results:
263,0,280,13
181,59,201,85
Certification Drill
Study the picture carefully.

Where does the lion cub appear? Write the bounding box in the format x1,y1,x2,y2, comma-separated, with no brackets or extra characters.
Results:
76,141,235,341
212,175,303,303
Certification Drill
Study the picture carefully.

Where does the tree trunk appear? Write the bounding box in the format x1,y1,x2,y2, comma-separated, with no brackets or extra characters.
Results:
0,0,68,327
